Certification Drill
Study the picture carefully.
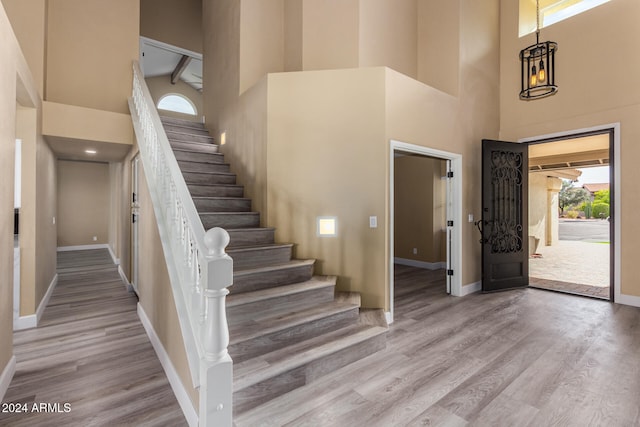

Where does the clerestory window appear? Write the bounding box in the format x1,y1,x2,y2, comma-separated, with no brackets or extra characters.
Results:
520,0,611,37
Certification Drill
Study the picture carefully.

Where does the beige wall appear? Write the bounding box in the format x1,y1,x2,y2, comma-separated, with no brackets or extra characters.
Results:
1,0,46,97
13,65,57,321
385,0,501,289
0,1,18,376
394,155,446,263
499,0,640,297
46,0,139,114
284,0,302,71
239,0,284,94
137,159,198,407
57,160,110,247
360,0,417,79
145,77,204,123
34,127,57,311
1,1,57,378
141,0,202,53
302,0,359,71
267,68,386,308
417,0,459,95
204,0,501,310
203,0,240,129
42,101,134,146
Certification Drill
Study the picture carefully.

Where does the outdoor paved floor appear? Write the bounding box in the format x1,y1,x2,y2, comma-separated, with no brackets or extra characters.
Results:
529,240,610,299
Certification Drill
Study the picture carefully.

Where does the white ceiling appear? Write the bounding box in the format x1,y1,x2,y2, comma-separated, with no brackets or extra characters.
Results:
140,37,203,92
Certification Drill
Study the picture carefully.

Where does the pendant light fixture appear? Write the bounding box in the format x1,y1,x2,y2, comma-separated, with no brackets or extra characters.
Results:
520,0,558,100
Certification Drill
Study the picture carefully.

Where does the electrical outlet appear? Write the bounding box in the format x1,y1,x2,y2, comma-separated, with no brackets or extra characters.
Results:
468,213,474,223
413,248,418,255
369,216,377,228
92,236,97,241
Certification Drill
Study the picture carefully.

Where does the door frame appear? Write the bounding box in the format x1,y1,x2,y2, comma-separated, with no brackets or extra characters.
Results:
13,139,22,328
131,154,141,294
389,140,463,324
519,123,620,303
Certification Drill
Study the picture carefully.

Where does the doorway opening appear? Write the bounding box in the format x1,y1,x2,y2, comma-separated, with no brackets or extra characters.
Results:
389,141,462,323
523,127,616,301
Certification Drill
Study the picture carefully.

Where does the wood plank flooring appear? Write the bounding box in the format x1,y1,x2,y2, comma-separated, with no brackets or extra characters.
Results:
234,265,640,426
0,249,187,427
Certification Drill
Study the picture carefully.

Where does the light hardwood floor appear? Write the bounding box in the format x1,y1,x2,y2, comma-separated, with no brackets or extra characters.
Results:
0,249,187,427
234,265,640,426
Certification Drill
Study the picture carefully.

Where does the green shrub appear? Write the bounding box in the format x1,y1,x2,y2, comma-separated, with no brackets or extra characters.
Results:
566,210,579,219
592,203,609,219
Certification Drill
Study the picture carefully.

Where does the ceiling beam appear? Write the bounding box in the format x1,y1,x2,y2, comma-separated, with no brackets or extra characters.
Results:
171,55,192,85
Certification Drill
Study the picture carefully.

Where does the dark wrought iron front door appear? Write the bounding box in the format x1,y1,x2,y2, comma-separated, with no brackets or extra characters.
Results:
481,139,529,292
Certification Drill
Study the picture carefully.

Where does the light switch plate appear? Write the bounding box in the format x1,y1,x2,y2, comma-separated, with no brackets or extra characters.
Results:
369,216,377,228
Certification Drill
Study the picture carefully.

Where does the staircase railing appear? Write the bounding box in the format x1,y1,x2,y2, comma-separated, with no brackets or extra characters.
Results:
128,60,233,427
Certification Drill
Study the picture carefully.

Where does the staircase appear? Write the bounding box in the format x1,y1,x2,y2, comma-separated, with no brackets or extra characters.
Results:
160,116,388,415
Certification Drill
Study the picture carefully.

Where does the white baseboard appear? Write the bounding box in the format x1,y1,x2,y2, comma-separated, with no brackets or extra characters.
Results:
385,311,393,325
615,293,640,308
118,265,134,293
107,246,120,266
57,244,110,252
462,281,481,296
137,303,198,427
394,257,446,270
14,314,36,331
0,356,16,402
14,273,58,331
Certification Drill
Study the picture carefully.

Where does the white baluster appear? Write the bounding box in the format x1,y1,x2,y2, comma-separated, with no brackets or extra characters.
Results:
199,227,233,426
202,228,233,361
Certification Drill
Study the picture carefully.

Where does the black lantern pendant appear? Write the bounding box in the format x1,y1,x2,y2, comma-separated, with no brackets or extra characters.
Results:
520,0,558,100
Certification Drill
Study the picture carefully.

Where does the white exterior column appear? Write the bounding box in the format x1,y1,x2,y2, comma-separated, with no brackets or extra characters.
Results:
546,177,562,246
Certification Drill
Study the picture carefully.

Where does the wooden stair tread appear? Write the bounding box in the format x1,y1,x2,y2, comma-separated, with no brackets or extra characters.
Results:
200,212,259,216
233,258,314,274
177,159,228,166
233,324,387,391
160,116,205,125
173,147,223,156
183,170,235,177
226,276,336,308
166,130,213,138
228,300,358,344
193,196,250,202
188,183,241,189
227,242,293,254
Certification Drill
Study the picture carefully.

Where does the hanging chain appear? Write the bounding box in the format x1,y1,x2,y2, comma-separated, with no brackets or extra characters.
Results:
535,0,541,44
536,0,540,35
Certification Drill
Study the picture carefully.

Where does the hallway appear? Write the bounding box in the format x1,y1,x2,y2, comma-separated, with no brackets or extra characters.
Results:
0,250,187,426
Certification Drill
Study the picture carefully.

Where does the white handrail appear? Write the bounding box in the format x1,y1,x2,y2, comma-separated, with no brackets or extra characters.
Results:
129,61,233,426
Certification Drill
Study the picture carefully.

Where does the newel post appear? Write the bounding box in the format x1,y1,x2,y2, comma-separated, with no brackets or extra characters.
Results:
199,227,233,427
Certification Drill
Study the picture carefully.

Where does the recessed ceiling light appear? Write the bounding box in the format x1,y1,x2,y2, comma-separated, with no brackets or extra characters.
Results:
85,149,97,154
